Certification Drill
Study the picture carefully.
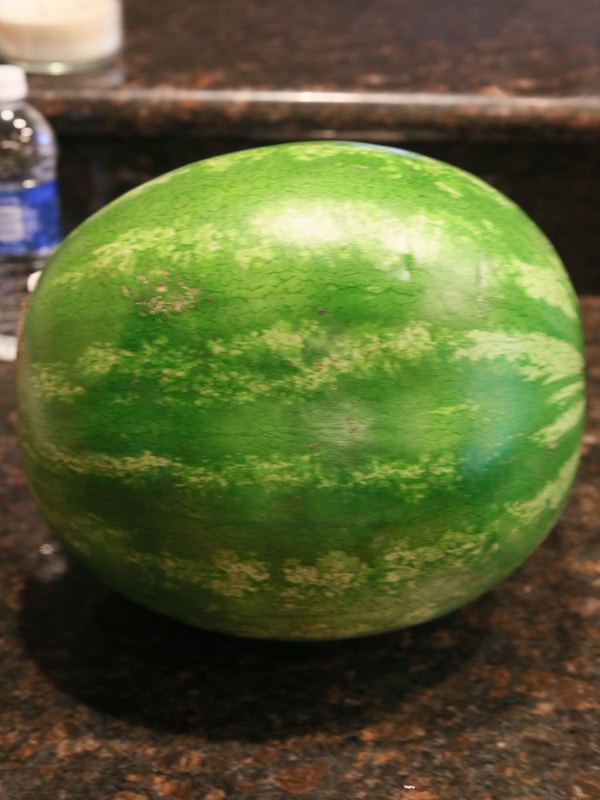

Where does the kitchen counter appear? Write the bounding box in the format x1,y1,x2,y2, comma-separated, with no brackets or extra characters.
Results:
1,296,600,799
25,0,600,141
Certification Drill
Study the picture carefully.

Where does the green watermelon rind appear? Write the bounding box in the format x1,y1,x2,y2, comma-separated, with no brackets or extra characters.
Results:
16,141,584,639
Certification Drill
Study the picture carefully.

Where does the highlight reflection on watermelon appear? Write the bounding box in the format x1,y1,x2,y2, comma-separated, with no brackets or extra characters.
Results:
16,141,585,640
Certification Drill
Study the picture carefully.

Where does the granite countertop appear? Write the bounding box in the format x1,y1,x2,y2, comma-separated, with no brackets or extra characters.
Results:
0,297,599,798
25,0,600,141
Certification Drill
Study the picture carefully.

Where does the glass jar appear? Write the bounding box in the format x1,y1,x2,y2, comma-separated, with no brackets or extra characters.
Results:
0,0,123,74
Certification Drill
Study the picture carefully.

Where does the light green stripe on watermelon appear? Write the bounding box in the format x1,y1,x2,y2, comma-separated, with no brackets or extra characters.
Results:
508,258,579,320
550,381,585,405
196,550,272,598
22,429,582,525
531,398,586,446
506,448,581,523
30,326,582,409
27,365,86,402
102,230,573,326
452,331,583,384
21,439,462,495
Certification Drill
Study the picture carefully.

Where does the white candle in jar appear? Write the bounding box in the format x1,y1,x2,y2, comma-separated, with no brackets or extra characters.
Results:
0,0,123,71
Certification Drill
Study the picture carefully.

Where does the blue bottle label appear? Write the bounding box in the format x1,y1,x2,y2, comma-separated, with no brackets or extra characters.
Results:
0,181,61,257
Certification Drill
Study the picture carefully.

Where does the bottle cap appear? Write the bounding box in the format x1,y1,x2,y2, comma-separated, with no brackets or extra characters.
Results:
0,65,28,102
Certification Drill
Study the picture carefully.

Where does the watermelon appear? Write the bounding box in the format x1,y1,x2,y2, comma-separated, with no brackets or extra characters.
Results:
16,141,584,640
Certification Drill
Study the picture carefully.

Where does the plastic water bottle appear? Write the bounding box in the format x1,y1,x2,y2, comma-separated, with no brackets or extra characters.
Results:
0,65,60,362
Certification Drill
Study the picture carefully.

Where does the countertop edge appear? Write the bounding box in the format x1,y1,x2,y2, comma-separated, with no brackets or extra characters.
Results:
30,87,600,140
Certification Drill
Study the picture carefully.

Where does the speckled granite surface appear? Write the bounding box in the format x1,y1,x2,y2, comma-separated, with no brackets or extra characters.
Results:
21,0,600,140
1,297,600,799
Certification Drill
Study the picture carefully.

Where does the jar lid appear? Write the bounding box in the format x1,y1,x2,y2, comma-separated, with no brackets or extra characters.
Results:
0,64,28,102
